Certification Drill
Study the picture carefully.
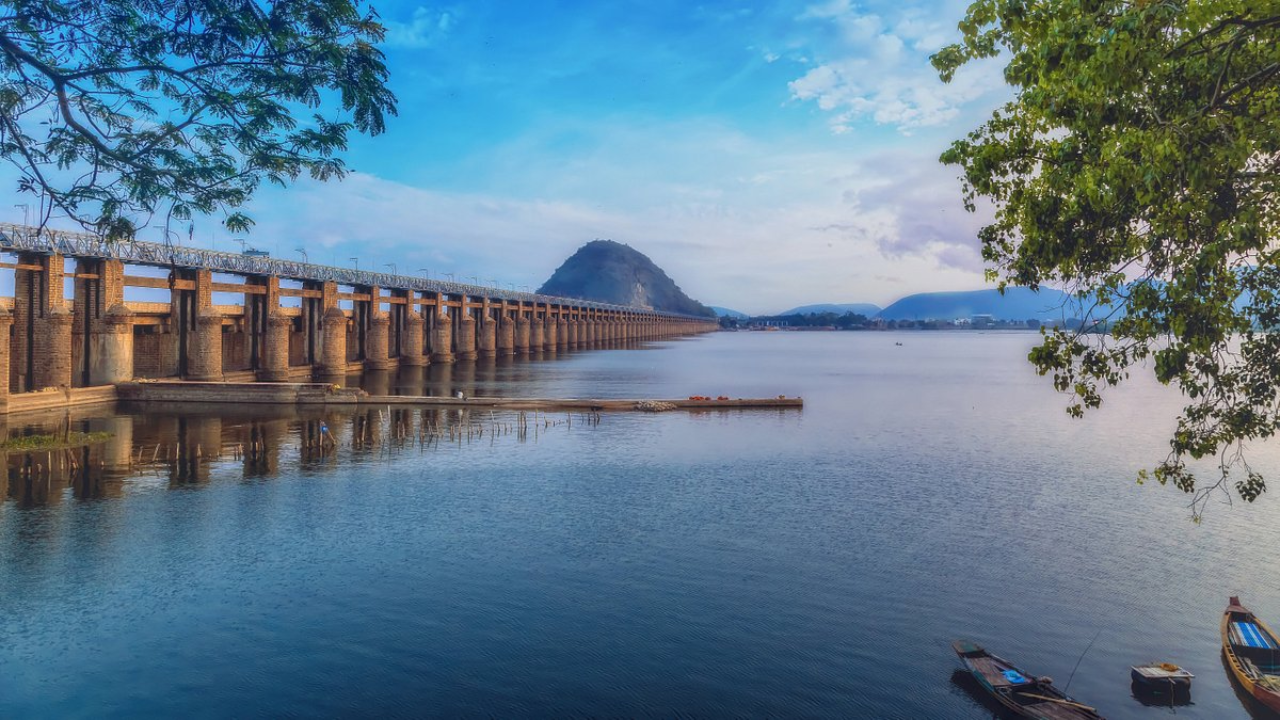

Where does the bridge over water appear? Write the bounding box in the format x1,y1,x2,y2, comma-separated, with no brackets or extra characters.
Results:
0,223,717,412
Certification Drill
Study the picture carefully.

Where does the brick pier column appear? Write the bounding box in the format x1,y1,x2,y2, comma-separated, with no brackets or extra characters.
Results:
18,253,74,389
530,314,544,352
367,314,391,370
498,316,515,355
36,310,73,389
12,253,35,391
0,309,11,410
544,317,558,351
401,309,426,366
320,306,348,377
189,312,224,381
364,287,390,371
260,313,292,381
456,314,477,360
566,318,579,348
98,305,135,384
515,316,531,354
478,314,497,357
555,318,567,349
431,312,455,364
186,269,222,381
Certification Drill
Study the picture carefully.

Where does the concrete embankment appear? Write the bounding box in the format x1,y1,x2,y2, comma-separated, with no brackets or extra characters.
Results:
114,381,802,412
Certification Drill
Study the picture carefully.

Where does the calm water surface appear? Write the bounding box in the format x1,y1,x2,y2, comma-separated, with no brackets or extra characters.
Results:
2,332,1279,718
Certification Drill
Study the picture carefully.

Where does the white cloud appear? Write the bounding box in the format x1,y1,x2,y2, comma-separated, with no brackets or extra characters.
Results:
845,150,993,270
788,0,1005,132
801,0,854,20
383,6,455,49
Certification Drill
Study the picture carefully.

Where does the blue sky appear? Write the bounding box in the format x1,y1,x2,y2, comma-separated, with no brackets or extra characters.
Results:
14,0,1010,314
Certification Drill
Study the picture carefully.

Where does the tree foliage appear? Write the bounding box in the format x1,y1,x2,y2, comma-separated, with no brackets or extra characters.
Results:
0,0,396,239
934,0,1280,514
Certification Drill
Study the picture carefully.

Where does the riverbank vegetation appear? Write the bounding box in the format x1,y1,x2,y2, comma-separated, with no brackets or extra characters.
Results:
0,431,112,452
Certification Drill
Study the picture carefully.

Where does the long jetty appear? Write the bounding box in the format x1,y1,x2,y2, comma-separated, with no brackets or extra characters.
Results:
113,381,801,412
0,223,718,415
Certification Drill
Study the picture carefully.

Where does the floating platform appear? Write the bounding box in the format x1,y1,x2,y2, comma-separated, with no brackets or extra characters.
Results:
116,381,802,412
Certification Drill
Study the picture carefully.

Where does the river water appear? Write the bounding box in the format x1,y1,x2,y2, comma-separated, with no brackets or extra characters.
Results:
2,331,1279,718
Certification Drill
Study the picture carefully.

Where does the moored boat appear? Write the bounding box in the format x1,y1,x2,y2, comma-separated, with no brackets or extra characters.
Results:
953,639,1105,719
1222,596,1280,713
1130,662,1193,690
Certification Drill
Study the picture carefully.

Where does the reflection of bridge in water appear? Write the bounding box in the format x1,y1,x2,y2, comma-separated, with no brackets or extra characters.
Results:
1,365,593,506
0,223,717,413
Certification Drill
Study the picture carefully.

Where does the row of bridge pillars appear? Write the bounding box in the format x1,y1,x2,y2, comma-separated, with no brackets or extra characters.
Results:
0,252,718,409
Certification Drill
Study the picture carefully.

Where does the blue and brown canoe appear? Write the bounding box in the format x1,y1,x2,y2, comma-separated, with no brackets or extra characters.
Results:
953,640,1105,719
1222,596,1280,713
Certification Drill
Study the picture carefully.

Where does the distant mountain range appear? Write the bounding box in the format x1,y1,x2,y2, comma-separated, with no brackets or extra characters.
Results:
775,303,882,317
724,288,1095,322
877,287,1078,321
710,306,749,319
538,240,716,317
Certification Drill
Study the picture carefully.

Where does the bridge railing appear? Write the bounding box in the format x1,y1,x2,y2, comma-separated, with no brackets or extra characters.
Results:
0,223,712,320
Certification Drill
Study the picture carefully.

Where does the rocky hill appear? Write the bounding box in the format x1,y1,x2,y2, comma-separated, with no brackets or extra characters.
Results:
538,240,716,317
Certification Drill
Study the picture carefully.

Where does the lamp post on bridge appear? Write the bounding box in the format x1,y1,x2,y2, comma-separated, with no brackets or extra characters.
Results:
350,257,359,272
296,247,308,264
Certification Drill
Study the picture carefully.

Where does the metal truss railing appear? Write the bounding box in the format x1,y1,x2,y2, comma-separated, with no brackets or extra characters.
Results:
0,223,711,320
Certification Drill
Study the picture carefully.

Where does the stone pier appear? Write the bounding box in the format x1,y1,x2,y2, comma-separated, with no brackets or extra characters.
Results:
498,316,516,355
515,316,531,355
402,309,426,366
530,314,545,353
478,315,498,357
261,313,292,381
321,306,348,378
457,314,477,361
431,312,455,364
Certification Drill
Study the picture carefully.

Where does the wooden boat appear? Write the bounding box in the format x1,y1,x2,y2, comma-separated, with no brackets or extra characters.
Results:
1130,662,1193,690
953,640,1105,719
1222,596,1280,713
